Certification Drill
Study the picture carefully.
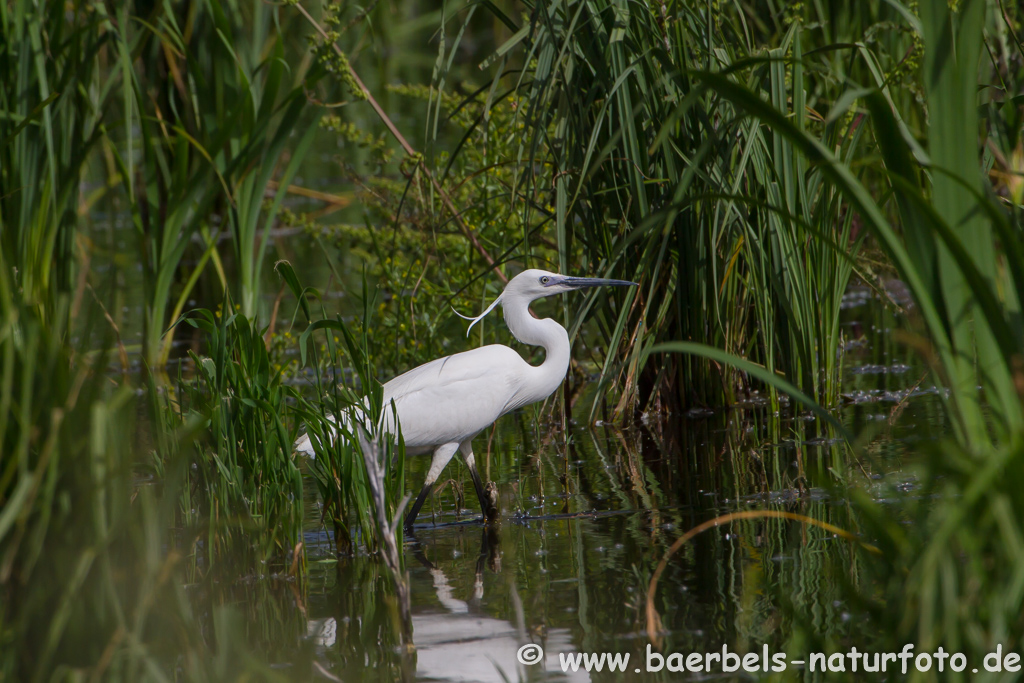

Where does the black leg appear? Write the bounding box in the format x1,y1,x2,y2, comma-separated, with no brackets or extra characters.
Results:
409,532,435,569
405,481,432,530
477,525,502,573
468,462,499,522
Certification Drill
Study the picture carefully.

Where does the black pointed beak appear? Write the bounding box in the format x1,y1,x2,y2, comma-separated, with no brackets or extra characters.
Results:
558,276,638,289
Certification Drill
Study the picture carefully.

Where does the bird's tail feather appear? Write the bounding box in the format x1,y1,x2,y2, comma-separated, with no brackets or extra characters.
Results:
294,405,374,457
293,431,317,456
293,413,341,458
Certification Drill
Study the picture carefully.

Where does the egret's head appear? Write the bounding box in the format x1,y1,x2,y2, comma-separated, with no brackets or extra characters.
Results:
505,269,637,301
455,269,637,335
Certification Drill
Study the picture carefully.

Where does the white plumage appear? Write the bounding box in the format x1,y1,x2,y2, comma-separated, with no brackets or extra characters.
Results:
295,268,636,528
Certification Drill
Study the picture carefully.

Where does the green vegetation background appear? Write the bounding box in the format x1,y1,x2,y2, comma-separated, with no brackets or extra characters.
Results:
3,0,1024,680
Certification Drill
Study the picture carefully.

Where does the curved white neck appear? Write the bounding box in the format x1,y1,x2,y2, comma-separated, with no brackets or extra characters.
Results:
503,300,571,401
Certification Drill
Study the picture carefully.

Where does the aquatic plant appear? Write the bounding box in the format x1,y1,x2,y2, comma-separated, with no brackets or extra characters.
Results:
0,0,111,321
277,262,409,556
849,1,1024,668
654,0,1024,671
455,0,916,418
104,0,323,367
0,250,297,681
286,4,560,382
169,302,305,567
5,0,1024,680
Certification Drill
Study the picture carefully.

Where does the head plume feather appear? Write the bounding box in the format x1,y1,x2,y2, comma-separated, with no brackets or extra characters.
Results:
452,295,503,337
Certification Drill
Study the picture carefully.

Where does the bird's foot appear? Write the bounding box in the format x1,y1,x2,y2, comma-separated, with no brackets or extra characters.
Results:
483,481,500,523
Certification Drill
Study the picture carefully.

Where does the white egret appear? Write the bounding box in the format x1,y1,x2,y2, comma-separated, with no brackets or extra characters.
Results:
294,268,637,528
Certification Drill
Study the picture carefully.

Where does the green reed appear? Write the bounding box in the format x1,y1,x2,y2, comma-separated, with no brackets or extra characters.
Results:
0,251,294,681
676,0,1024,674
454,0,893,417
5,0,1024,679
1,0,324,367
277,262,408,557
433,0,945,427
0,1,111,320
687,1,1023,453
102,0,323,367
852,3,1024,673
166,301,304,567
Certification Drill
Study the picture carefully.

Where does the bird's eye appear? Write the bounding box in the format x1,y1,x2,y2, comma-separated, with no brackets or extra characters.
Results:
540,276,549,285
